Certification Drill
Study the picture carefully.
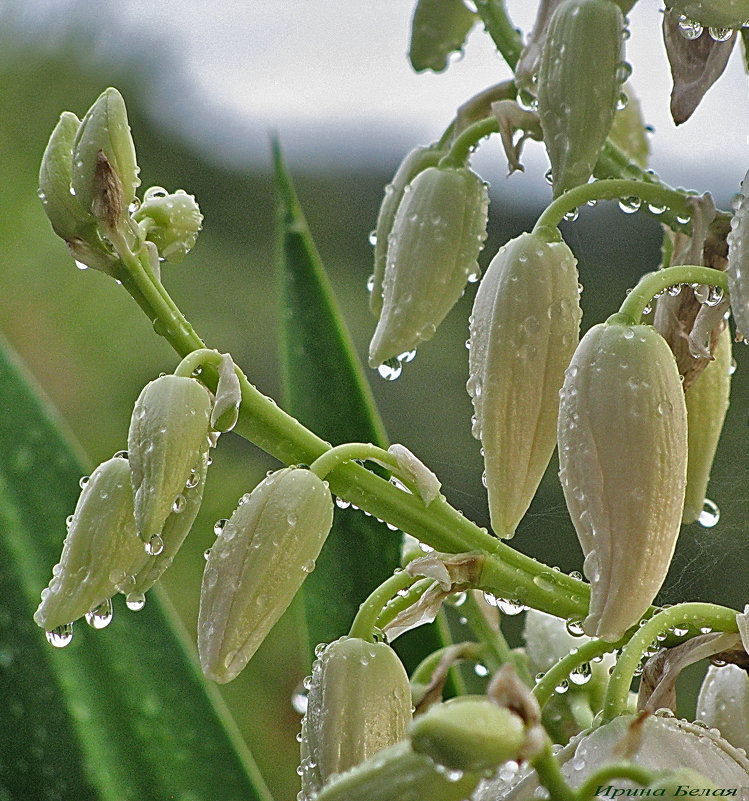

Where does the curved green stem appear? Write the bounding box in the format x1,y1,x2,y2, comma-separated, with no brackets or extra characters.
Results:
533,179,693,235
614,265,728,324
531,740,577,801
576,764,657,800
309,442,396,480
533,638,621,708
375,577,434,631
602,602,739,722
474,0,523,69
409,642,484,687
348,570,417,641
439,117,499,168
174,348,225,377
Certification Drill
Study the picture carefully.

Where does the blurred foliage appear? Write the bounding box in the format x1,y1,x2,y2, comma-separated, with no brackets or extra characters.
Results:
1,9,747,801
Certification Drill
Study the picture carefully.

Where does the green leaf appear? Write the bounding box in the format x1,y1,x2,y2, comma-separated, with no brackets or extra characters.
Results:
0,337,273,801
273,141,455,682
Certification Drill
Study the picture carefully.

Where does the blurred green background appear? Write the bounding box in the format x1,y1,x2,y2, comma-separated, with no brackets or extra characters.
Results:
1,7,747,801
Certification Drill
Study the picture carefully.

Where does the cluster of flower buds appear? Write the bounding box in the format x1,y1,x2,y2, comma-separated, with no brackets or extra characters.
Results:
536,0,628,197
39,88,202,272
474,711,749,798
34,371,215,644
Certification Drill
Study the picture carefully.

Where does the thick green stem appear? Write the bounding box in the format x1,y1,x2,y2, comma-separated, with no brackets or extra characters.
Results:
533,178,693,235
576,764,657,800
474,0,523,69
614,265,728,324
531,740,577,801
602,602,738,722
309,442,396,480
439,117,499,168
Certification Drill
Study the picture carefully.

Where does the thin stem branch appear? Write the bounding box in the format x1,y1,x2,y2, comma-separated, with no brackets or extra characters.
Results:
348,570,416,641
309,442,396,480
531,740,577,801
602,602,738,722
439,117,499,168
576,763,658,800
474,0,523,69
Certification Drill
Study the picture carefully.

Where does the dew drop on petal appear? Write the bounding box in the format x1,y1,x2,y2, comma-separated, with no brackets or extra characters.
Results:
46,623,73,648
126,592,146,612
145,534,164,555
84,598,113,629
697,498,720,528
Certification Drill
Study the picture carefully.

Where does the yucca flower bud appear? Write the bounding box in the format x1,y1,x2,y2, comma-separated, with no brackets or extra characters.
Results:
71,88,140,227
301,636,412,796
124,441,210,596
409,696,525,773
697,664,749,752
128,375,213,552
409,0,476,73
132,186,203,263
369,165,489,370
473,713,749,800
198,467,334,683
468,232,581,538
665,0,749,28
34,456,143,633
558,319,687,641
683,324,731,524
370,145,444,318
537,0,626,197
726,169,749,337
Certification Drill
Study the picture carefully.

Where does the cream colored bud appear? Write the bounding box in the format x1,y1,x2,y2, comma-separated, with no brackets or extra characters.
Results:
133,186,203,263
697,664,749,752
128,375,212,549
198,467,334,683
558,320,687,641
468,232,581,538
301,637,412,796
34,456,143,632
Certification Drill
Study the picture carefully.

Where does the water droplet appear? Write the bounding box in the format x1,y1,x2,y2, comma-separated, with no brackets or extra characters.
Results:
672,626,688,637
565,618,585,637
474,663,489,677
623,327,635,340
291,680,308,714
368,230,377,246
46,623,73,647
668,283,683,297
569,570,583,581
554,679,569,694
185,469,200,490
85,598,113,629
213,519,228,537
377,357,402,381
496,598,525,616
729,357,737,375
532,572,555,592
79,475,90,489
708,26,732,41
75,260,89,271
113,450,128,460
677,15,703,39
172,494,186,513
616,91,628,111
647,202,666,215
397,349,417,363
445,591,467,607
569,663,592,685
544,168,553,185
616,61,632,83
517,89,537,111
618,196,641,214
203,548,212,560
698,498,720,528
65,514,75,529
126,592,146,611
145,534,164,556
467,271,480,284
563,208,579,222
335,496,351,510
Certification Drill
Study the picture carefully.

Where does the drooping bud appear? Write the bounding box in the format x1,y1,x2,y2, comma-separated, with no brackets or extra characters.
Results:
301,636,412,797
472,713,749,800
557,319,687,641
537,0,626,196
132,186,203,263
369,165,488,370
71,87,140,226
665,0,749,28
409,0,476,73
697,664,749,752
370,145,444,318
682,324,731,523
198,467,334,683
468,231,581,538
34,456,143,633
127,375,212,551
726,169,749,337
409,696,525,773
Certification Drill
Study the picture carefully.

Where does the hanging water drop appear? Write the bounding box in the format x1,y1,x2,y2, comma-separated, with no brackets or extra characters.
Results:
496,598,524,615
377,357,402,381
113,450,128,460
145,534,164,556
569,662,592,686
172,494,186,514
46,622,73,647
565,618,585,637
85,597,114,629
79,475,90,488
185,468,200,489
618,196,641,214
366,274,375,294
126,592,146,611
697,498,720,528
397,349,417,363
616,92,628,111
708,26,732,42
368,230,378,246
213,518,228,536
677,15,703,39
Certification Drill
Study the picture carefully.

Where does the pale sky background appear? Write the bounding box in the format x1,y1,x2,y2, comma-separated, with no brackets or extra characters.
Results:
6,0,749,201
